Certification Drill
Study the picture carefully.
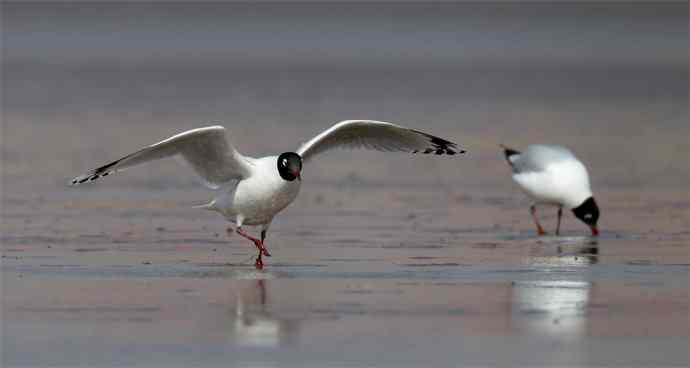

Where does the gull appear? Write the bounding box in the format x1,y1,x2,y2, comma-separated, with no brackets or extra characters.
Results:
501,144,600,236
71,120,464,268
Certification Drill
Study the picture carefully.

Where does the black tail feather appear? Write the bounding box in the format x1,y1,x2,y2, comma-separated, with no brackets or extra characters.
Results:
500,144,520,167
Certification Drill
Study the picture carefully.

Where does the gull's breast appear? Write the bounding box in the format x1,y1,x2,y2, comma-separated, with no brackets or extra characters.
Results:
233,172,301,226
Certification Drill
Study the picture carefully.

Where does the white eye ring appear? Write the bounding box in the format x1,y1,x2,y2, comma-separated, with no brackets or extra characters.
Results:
584,214,592,219
282,158,287,166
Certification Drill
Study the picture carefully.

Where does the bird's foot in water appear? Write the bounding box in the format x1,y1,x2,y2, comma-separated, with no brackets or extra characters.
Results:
254,254,264,270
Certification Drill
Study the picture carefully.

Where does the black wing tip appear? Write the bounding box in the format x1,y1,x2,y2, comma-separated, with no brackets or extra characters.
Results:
410,130,465,156
70,171,112,186
71,158,121,186
410,147,465,156
70,175,95,186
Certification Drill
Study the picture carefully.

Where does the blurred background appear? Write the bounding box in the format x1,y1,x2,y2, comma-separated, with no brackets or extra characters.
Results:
2,2,687,195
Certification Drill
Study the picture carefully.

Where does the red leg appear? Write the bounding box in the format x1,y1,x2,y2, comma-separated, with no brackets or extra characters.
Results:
254,254,264,270
236,228,270,257
530,205,547,236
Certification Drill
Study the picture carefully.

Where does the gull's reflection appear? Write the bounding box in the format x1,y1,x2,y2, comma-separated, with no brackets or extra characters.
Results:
232,278,298,347
511,280,591,338
511,240,598,339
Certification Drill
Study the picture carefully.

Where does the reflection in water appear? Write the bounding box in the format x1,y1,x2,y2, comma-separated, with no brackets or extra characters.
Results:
511,280,591,338
232,278,298,347
511,242,599,339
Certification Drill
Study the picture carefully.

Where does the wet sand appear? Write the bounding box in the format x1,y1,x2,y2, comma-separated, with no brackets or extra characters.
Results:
2,180,689,367
3,99,689,367
2,2,689,367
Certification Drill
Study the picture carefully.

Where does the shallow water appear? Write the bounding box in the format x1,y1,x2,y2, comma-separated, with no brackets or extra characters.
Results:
2,194,689,367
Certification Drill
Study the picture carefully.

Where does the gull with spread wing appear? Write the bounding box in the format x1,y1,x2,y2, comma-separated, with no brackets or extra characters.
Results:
71,120,464,269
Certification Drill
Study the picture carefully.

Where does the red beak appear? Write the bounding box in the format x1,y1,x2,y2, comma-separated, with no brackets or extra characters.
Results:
590,225,599,236
294,170,301,180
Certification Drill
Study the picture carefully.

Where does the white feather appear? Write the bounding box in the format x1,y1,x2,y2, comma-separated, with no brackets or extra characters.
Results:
296,120,463,162
512,150,593,209
70,126,252,189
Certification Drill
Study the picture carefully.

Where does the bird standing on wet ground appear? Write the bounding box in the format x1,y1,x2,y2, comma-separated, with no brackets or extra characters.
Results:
71,120,464,269
501,144,600,236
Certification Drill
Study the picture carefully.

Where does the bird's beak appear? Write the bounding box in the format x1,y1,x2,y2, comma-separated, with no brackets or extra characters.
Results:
294,170,301,180
590,225,599,236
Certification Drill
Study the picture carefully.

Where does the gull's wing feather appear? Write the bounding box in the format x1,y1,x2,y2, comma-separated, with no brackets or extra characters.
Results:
296,120,464,162
70,126,252,189
502,144,575,174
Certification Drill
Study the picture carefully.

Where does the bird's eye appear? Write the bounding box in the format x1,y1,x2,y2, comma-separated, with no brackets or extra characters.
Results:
584,214,592,219
282,158,287,166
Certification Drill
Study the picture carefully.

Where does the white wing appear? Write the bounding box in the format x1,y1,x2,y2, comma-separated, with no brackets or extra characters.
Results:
296,120,464,162
70,126,252,189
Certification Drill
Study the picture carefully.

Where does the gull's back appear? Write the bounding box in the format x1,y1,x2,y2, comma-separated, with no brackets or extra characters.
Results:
511,144,577,174
510,145,592,208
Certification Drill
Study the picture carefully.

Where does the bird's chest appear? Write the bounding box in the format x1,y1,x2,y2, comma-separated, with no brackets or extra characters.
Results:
233,176,300,224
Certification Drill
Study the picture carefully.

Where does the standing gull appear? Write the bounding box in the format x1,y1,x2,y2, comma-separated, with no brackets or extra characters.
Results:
501,144,600,236
71,120,464,268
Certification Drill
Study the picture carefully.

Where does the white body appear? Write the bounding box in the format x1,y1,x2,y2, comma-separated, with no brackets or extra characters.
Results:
509,145,592,209
213,156,301,226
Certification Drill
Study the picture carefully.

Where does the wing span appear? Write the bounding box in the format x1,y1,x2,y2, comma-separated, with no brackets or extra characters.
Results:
70,126,252,188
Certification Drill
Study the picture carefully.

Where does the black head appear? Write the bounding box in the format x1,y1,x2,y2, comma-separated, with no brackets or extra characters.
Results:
572,196,600,236
277,152,302,181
